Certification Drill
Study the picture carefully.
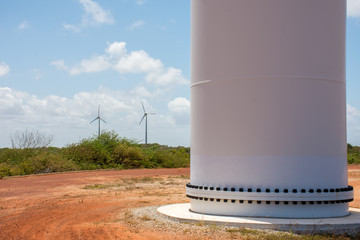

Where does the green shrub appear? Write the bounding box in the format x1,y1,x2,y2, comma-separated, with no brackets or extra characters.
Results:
0,148,37,165
0,130,190,177
0,163,12,178
62,131,119,167
63,142,114,167
34,152,78,173
347,143,360,164
14,152,77,175
148,147,189,168
113,143,150,169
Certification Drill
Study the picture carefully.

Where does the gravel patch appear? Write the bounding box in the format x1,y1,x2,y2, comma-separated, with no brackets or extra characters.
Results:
131,206,293,239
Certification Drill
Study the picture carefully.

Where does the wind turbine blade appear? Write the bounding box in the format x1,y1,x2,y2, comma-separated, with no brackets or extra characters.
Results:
141,102,146,113
90,117,99,124
98,105,100,117
100,118,107,123
139,114,146,125
148,113,156,115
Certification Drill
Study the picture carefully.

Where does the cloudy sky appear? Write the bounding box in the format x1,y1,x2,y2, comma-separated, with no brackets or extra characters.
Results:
0,0,360,147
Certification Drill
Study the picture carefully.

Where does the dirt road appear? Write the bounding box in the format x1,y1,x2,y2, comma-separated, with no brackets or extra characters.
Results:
0,167,359,240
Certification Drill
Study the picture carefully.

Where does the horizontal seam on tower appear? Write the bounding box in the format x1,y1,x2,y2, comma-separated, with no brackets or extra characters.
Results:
191,76,345,88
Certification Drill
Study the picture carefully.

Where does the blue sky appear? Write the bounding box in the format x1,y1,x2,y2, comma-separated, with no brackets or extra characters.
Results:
0,0,359,147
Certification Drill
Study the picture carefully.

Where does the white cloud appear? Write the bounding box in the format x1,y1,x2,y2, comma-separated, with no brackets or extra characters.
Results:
0,62,10,77
113,50,163,73
135,0,146,6
146,67,189,86
79,0,115,25
168,97,190,125
64,0,114,32
106,41,127,57
347,104,360,145
130,86,152,98
348,0,360,17
168,97,190,114
0,87,190,147
52,41,189,86
0,88,27,116
63,23,81,32
51,60,68,71
0,86,133,134
18,21,30,30
129,20,145,30
70,55,110,74
347,104,360,123
0,86,137,120
33,69,42,80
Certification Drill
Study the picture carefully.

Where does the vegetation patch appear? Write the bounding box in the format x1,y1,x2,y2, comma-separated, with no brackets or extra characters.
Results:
347,144,360,165
83,184,111,190
0,130,190,178
83,177,171,194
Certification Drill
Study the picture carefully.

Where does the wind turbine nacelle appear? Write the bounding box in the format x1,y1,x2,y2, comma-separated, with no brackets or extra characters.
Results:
189,0,352,218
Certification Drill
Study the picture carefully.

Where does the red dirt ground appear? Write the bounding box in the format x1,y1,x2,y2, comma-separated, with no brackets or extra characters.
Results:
0,166,359,240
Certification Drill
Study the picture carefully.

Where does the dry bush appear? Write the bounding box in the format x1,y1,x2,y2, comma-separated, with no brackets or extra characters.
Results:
10,129,54,149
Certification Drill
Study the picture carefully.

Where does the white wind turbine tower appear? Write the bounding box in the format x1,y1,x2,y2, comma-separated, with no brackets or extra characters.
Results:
139,102,156,144
90,106,107,138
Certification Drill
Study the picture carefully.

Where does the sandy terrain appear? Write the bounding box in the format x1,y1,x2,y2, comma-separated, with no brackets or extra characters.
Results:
0,166,359,240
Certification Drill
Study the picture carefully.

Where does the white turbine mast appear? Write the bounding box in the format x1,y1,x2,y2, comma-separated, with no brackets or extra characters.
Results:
90,105,107,138
139,102,156,144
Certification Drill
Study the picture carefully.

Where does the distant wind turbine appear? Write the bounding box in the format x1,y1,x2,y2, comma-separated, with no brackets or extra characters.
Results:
139,102,156,144
90,106,107,138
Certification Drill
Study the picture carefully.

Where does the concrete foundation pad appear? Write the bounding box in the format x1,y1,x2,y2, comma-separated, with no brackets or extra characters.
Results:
157,203,360,234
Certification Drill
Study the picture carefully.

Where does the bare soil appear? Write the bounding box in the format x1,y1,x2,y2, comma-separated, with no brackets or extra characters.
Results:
0,166,359,240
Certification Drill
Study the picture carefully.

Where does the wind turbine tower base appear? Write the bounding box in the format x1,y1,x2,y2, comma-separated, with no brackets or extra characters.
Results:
157,204,360,235
188,0,353,218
